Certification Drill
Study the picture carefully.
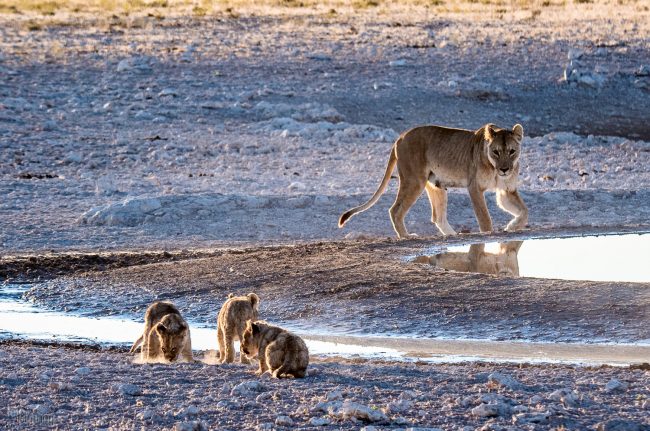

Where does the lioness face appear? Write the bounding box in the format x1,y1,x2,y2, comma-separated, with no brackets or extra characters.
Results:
156,316,188,361
241,320,261,359
485,124,523,177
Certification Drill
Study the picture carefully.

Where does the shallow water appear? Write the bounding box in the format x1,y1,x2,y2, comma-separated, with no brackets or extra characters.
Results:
2,284,648,366
413,233,650,282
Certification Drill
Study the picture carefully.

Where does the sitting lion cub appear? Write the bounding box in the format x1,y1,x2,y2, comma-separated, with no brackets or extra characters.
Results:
217,293,260,364
339,123,528,238
130,301,193,363
241,320,309,378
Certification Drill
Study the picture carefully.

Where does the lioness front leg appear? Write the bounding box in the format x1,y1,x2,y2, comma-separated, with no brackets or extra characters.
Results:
496,189,528,231
425,183,456,236
468,184,493,232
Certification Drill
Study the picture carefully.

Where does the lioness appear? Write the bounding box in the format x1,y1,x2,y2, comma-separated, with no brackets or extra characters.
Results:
130,301,193,363
339,123,528,238
216,293,260,364
416,241,523,277
241,320,309,378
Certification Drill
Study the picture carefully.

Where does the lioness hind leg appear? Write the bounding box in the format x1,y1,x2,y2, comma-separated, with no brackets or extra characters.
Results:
389,175,426,239
425,183,456,236
496,189,528,231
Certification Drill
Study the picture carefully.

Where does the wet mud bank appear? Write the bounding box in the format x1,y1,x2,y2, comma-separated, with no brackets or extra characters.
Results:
9,228,650,345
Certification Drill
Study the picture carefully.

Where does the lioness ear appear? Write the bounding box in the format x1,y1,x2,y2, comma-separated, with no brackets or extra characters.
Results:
483,123,495,141
251,322,260,335
512,124,524,140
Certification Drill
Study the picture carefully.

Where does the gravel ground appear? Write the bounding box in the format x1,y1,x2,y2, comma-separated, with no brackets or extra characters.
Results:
1,2,649,429
1,342,648,431
1,2,649,251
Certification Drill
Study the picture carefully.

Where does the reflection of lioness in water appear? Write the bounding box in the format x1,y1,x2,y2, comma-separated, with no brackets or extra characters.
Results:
339,124,528,238
415,241,523,276
130,301,193,363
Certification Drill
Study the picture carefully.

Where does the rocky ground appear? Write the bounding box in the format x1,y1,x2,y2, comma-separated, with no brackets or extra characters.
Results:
1,342,649,431
1,0,650,429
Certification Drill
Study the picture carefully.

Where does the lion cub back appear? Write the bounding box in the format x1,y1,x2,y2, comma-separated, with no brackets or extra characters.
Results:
217,293,260,336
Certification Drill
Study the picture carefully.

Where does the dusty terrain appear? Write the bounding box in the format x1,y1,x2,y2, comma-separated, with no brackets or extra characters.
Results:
1,0,650,429
1,341,649,431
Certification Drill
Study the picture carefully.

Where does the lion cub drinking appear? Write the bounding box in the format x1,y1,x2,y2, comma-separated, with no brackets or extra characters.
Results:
339,123,528,238
130,301,193,363
217,293,260,364
241,320,309,378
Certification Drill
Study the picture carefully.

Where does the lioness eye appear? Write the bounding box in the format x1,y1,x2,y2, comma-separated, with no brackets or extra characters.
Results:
492,150,499,156
509,149,516,155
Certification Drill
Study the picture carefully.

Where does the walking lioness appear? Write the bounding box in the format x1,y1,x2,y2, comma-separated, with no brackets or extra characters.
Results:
339,123,528,238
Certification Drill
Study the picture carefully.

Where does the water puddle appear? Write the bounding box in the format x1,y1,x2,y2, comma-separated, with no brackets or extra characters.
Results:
412,233,650,282
2,284,648,366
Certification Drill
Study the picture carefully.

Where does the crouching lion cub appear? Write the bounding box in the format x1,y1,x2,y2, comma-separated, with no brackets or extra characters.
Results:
217,293,260,364
339,123,528,238
241,320,309,378
130,301,192,362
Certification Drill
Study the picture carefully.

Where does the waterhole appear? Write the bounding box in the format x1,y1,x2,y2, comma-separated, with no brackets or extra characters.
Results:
412,233,649,282
2,284,648,366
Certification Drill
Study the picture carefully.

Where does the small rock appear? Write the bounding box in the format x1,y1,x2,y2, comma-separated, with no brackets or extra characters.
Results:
275,415,293,426
488,372,523,390
389,59,408,67
117,59,131,72
174,421,206,431
513,412,551,425
384,399,412,414
635,65,650,77
117,383,142,396
360,427,377,431
325,390,343,401
471,403,499,418
605,379,629,393
288,181,306,191
74,367,91,376
394,416,409,425
597,419,643,431
185,405,199,417
159,88,177,97
256,392,273,403
549,388,579,407
65,152,83,164
567,48,584,60
406,428,443,431
309,417,330,426
231,381,266,396
257,423,274,431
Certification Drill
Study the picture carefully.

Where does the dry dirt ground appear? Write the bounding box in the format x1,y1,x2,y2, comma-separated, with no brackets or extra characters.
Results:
1,1,650,429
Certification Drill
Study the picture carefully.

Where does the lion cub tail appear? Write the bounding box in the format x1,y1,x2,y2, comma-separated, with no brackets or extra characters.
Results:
338,144,398,228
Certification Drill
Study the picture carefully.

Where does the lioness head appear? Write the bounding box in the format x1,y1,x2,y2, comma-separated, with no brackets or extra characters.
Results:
241,319,261,358
483,124,523,177
155,314,189,362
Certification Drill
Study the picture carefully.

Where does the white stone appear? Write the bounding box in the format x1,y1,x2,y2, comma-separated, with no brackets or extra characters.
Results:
605,379,629,392
309,417,330,426
231,380,266,396
74,367,91,376
275,415,293,426
117,59,131,72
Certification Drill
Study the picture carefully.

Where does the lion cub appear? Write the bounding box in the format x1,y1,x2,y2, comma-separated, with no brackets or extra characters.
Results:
339,123,528,238
217,293,260,364
130,301,193,363
241,320,309,378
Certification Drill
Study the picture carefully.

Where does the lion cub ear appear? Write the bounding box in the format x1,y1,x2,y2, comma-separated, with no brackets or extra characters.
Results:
512,124,524,140
483,123,495,141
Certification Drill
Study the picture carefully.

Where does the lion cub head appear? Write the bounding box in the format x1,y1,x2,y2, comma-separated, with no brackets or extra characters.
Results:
484,123,523,177
155,314,189,362
241,319,262,359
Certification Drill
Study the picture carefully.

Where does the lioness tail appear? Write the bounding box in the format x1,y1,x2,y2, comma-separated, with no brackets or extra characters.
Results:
338,144,398,228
